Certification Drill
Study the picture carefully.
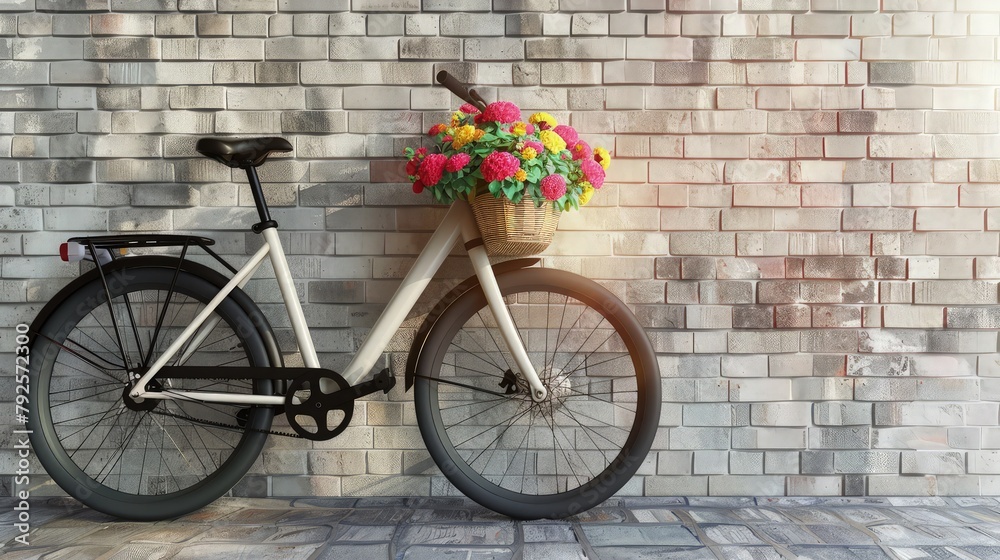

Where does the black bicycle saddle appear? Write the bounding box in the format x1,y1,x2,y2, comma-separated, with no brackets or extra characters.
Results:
195,137,292,169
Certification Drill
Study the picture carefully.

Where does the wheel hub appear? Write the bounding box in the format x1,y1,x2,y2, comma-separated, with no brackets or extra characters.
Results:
122,374,162,412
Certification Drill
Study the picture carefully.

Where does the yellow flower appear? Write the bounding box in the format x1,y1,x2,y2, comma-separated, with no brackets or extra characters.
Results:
539,130,566,153
594,146,611,170
512,122,527,136
521,147,537,160
474,128,485,140
529,112,557,129
451,125,477,149
579,183,595,206
450,114,461,127
515,169,527,182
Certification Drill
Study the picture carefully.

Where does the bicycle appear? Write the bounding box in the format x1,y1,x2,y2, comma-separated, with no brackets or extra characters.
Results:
25,72,661,521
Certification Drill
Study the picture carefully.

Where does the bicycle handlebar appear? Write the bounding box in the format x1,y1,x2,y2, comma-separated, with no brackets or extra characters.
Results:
436,71,487,112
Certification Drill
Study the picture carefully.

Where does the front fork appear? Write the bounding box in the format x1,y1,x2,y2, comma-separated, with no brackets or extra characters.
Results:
456,201,548,402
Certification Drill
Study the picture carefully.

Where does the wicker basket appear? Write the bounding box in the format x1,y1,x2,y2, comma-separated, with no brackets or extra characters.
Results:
469,189,560,256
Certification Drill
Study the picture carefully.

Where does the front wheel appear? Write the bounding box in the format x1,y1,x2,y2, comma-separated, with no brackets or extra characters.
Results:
414,268,660,519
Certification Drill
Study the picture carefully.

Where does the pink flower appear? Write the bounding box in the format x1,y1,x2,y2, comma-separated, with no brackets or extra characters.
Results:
480,101,522,124
580,159,605,189
553,125,578,147
480,151,520,183
412,180,424,194
524,141,543,154
418,153,447,187
571,141,592,161
540,174,567,201
459,103,480,114
525,123,535,135
446,152,470,173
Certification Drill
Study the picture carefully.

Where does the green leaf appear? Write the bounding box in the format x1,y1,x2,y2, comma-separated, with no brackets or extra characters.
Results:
502,182,519,200
488,180,501,195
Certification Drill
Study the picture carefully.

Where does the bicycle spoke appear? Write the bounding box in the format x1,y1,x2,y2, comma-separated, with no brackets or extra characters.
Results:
49,380,121,396
498,403,535,488
467,401,535,472
477,310,514,373
443,396,520,428
68,330,127,370
50,385,122,408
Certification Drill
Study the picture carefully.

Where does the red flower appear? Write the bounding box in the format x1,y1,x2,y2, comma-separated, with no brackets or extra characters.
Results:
442,135,452,143
480,101,522,124
418,153,447,187
571,141,592,161
480,151,520,183
415,147,428,158
428,124,447,136
540,174,567,201
446,153,471,173
405,158,420,176
412,180,424,194
459,103,481,114
553,125,578,147
580,159,605,189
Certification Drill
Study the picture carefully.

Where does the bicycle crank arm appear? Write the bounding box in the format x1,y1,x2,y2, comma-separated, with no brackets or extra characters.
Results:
324,368,396,408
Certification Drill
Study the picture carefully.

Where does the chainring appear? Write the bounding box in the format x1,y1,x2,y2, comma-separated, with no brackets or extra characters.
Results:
283,369,354,441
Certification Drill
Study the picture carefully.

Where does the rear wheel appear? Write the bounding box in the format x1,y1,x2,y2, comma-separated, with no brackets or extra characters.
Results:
28,265,275,520
414,268,660,519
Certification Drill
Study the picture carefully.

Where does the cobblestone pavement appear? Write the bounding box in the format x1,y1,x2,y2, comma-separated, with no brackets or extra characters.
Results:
3,496,1000,559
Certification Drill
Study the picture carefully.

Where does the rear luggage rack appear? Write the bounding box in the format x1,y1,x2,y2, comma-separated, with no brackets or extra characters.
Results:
62,234,236,274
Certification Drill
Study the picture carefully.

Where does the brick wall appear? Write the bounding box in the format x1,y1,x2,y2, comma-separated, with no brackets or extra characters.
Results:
2,0,1000,498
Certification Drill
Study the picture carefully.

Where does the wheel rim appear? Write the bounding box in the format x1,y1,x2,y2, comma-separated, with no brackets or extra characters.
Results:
34,270,270,501
424,284,647,502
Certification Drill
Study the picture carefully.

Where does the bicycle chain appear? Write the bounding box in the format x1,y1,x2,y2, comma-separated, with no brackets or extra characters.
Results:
148,406,302,438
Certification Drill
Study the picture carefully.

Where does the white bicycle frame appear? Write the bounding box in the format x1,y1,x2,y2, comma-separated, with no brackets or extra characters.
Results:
128,200,547,406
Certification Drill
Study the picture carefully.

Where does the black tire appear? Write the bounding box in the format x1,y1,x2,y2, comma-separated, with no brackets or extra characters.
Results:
28,264,275,521
414,268,660,519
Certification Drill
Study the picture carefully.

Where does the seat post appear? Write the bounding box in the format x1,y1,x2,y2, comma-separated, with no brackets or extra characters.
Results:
245,166,276,232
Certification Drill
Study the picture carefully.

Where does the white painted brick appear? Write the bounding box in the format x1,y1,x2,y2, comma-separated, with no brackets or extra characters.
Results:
894,12,933,36
730,379,792,402
933,87,995,110
794,14,850,36
853,14,892,36
869,135,933,159
970,13,1000,36
796,39,861,61
915,208,984,231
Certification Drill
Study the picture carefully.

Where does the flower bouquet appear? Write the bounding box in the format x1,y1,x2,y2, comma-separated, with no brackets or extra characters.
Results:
403,100,611,255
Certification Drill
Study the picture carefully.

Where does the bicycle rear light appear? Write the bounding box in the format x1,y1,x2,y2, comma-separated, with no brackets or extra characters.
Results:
59,241,115,265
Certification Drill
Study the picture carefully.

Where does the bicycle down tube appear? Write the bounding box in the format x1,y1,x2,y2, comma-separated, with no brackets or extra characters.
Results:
129,199,546,406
